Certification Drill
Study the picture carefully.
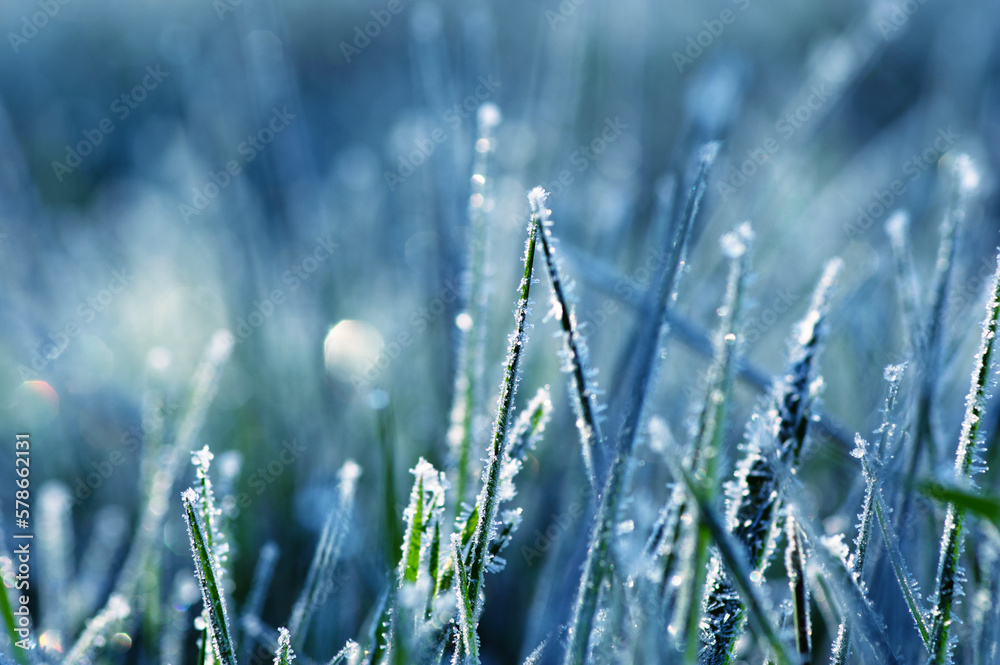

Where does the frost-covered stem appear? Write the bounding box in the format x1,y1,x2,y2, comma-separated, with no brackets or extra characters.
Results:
274,627,296,665
786,516,810,662
64,595,131,665
929,249,1000,664
679,224,753,660
904,157,977,503
564,144,720,665
182,488,238,665
110,331,234,609
538,207,605,490
453,534,480,662
866,457,931,648
449,104,501,510
467,190,540,614
289,461,360,646
700,258,841,665
671,459,793,665
831,365,905,665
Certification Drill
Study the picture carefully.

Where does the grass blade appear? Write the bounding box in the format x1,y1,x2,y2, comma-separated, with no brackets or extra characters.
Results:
274,627,296,665
562,143,720,665
448,104,502,509
64,595,130,665
700,258,841,665
289,460,361,647
669,458,793,665
929,245,1000,663
466,187,542,614
538,202,606,489
182,488,238,665
676,224,753,659
785,514,810,662
831,364,908,664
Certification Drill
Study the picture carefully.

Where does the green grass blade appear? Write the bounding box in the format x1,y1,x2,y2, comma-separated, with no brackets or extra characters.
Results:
0,550,29,665
182,488,238,665
453,534,480,663
466,187,542,615
670,459,793,665
917,480,1000,526
678,224,752,659
273,627,295,665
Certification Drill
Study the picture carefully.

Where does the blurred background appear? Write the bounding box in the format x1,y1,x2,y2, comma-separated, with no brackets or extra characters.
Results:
1,0,1000,662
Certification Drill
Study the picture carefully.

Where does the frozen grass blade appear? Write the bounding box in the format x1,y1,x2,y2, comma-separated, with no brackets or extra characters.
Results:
182,488,238,665
831,363,907,664
785,514,810,662
862,441,931,648
396,458,445,589
563,143,719,665
274,627,296,665
903,156,979,503
676,223,753,659
466,187,542,615
64,594,130,665
669,458,793,665
506,386,553,464
928,246,1000,664
700,257,841,665
449,104,502,509
453,534,480,663
289,460,361,647
538,199,605,489
108,330,234,612
327,640,360,665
